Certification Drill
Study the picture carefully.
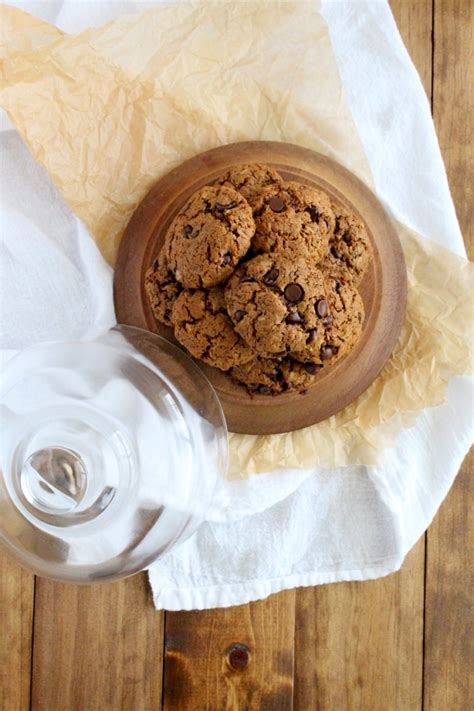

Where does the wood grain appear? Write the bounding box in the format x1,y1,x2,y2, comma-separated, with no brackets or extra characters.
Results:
294,542,425,711
114,142,407,435
0,551,34,711
424,451,473,711
424,1,473,709
433,0,473,246
30,573,164,711
163,591,295,711
389,0,433,96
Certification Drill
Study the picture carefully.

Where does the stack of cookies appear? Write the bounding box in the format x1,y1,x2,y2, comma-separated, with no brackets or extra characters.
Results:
145,164,372,395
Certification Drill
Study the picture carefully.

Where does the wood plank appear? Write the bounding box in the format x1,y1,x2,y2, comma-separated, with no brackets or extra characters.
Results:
433,0,473,248
389,0,433,96
30,573,164,711
294,541,425,711
424,3,473,708
0,552,34,711
163,591,295,710
424,452,473,711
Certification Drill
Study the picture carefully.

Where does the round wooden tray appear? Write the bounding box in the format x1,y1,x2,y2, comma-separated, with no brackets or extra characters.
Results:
114,142,407,435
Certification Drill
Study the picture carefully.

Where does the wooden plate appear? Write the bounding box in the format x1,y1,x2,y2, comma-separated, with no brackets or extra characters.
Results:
114,141,407,435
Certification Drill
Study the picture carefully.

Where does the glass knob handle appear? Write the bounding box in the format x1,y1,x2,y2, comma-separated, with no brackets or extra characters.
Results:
23,447,87,511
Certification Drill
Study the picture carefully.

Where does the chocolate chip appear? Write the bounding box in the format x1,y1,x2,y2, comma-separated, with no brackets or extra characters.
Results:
222,252,232,265
241,276,255,283
184,224,193,236
304,362,320,374
286,311,303,324
342,232,352,244
267,196,285,213
334,279,342,292
259,385,271,394
263,268,279,285
324,314,334,325
331,246,343,260
315,299,328,318
284,283,304,303
152,258,159,270
234,310,245,322
275,368,285,382
215,201,237,211
306,328,317,344
305,206,321,222
320,344,335,360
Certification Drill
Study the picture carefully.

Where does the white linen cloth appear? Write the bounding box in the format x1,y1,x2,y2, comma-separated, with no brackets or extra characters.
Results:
1,0,472,610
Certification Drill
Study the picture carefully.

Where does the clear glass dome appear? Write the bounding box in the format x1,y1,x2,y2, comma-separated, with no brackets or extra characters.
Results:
0,326,228,583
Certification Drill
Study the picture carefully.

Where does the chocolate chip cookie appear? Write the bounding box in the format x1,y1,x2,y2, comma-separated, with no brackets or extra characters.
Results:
172,287,254,371
309,263,365,367
164,185,255,289
232,356,322,394
214,163,283,208
225,253,327,357
144,252,181,327
251,181,335,263
327,201,372,284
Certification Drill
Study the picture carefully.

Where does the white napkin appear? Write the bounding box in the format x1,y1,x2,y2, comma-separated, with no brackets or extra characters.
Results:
1,0,472,610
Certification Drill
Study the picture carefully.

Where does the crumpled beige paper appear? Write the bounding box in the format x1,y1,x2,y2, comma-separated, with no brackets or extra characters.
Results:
1,1,473,478
0,1,369,265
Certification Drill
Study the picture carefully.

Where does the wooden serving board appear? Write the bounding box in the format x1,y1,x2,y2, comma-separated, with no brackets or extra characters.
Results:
114,141,407,435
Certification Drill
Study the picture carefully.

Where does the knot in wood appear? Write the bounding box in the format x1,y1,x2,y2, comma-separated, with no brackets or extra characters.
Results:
226,643,251,671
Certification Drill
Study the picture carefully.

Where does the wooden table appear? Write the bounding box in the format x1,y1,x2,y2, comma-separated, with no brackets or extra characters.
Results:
1,2,472,709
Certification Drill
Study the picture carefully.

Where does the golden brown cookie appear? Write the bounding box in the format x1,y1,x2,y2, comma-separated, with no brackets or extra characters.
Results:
144,252,181,327
225,253,328,358
232,356,321,394
171,287,254,371
327,201,372,284
214,163,283,208
251,181,335,262
164,185,255,289
306,263,365,367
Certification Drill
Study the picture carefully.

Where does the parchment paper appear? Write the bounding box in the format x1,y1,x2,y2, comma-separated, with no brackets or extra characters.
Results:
1,1,472,477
